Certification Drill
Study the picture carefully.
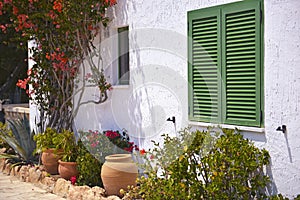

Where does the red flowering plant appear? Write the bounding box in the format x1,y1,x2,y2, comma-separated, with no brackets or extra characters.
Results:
79,129,139,163
0,0,116,132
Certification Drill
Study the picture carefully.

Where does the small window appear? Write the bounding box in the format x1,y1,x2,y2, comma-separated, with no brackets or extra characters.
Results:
118,26,129,85
188,0,264,127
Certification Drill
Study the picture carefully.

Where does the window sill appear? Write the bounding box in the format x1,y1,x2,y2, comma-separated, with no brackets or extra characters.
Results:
188,121,265,133
112,85,130,89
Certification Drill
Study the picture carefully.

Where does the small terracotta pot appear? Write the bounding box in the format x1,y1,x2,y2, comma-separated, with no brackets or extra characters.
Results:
58,160,79,180
41,148,62,175
101,154,138,196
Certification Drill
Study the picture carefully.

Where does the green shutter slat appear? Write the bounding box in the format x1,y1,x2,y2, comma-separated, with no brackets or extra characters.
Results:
222,0,261,127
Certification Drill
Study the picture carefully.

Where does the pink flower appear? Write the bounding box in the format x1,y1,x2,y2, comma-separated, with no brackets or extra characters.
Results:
70,176,76,185
85,73,92,80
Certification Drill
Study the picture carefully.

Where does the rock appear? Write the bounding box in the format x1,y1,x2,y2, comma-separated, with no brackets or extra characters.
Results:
10,165,21,176
40,171,48,180
0,158,6,171
29,168,42,183
81,186,105,200
38,165,46,171
102,195,122,200
67,185,91,200
14,165,22,178
4,162,12,175
92,186,106,197
19,165,29,182
53,178,71,198
0,147,6,153
40,176,57,192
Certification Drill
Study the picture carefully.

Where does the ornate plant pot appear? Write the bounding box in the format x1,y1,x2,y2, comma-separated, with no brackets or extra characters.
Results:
101,154,138,196
58,160,79,180
41,148,62,175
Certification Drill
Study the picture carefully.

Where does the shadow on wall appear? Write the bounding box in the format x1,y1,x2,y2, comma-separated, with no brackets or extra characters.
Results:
266,159,279,196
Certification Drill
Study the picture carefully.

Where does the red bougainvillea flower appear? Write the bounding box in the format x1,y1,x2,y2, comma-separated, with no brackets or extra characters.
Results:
124,145,134,152
45,53,50,60
27,69,32,76
13,6,18,15
0,24,6,32
140,149,146,155
105,130,119,139
53,0,63,13
105,0,117,6
150,154,155,160
70,176,76,185
48,10,57,20
4,0,12,4
16,78,29,89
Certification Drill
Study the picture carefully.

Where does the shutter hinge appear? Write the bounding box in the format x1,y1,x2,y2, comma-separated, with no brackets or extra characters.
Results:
188,106,190,115
260,110,263,124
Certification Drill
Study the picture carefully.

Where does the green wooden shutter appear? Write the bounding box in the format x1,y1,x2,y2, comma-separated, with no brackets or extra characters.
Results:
188,8,221,123
221,0,262,126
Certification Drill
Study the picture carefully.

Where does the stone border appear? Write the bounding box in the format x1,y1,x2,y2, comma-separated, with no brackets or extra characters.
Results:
0,158,126,200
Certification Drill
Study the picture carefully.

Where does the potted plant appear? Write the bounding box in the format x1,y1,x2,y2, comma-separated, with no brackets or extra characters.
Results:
56,130,79,180
34,128,63,174
79,129,139,196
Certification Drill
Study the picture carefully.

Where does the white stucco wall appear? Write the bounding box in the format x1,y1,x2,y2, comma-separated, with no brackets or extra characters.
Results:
264,0,300,197
71,0,300,197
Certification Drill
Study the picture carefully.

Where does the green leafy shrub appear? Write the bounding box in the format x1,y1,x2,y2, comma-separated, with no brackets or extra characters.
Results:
76,140,103,187
0,123,11,150
126,128,271,200
33,127,60,153
53,130,77,162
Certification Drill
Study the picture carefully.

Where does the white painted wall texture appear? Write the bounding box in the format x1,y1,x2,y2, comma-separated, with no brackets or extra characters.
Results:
29,0,300,197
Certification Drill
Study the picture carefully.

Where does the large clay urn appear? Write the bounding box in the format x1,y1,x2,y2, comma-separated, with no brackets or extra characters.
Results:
58,160,79,180
41,148,62,175
101,154,138,196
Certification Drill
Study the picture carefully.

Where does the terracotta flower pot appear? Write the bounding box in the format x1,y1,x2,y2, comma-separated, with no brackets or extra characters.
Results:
101,154,138,196
41,148,62,175
58,160,79,180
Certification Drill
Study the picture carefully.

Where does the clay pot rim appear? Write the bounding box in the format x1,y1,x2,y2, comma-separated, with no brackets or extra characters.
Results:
58,160,77,165
43,148,63,153
105,154,132,162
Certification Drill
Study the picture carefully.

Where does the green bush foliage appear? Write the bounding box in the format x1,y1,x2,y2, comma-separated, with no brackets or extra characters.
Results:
127,128,271,200
33,127,60,152
0,123,11,150
76,140,103,187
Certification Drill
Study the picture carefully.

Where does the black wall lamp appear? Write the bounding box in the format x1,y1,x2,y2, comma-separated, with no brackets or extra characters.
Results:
167,116,175,124
276,125,287,134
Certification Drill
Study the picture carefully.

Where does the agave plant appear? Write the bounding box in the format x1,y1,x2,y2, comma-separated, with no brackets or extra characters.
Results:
0,113,36,164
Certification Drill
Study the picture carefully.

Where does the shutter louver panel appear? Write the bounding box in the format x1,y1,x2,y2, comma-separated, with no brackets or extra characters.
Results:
191,15,219,122
188,0,262,127
223,4,261,126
